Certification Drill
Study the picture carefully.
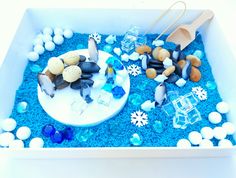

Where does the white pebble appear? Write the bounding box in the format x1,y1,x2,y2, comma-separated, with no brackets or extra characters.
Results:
45,41,55,51
177,139,191,148
115,75,124,86
33,38,44,46
0,132,15,147
216,101,230,114
152,40,164,47
113,47,122,56
1,118,17,132
121,53,129,62
208,112,222,124
53,35,64,45
213,127,227,140
54,27,63,35
63,29,73,39
9,139,24,148
16,126,31,140
29,137,44,148
188,131,202,145
175,78,186,87
200,127,214,139
34,44,45,55
222,122,236,135
43,27,53,35
105,35,116,44
154,74,168,83
42,34,52,43
218,139,233,148
199,139,214,148
27,52,39,61
129,52,139,61
163,57,173,68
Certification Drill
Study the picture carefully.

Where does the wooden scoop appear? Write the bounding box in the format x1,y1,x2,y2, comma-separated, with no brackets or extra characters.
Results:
166,10,214,50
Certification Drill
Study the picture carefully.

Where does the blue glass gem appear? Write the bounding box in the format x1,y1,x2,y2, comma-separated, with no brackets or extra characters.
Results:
193,50,203,59
111,86,126,99
76,44,85,49
153,120,164,133
102,83,113,92
106,78,114,85
113,60,124,70
50,130,64,143
42,124,56,137
206,81,217,90
130,133,142,146
103,44,113,53
128,93,142,106
137,80,148,91
76,129,94,142
106,56,116,65
30,64,42,73
16,101,28,113
63,127,74,140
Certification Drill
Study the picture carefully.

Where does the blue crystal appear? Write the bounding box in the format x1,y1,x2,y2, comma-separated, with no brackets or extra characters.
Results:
103,44,113,53
206,81,217,90
113,60,124,70
76,44,85,49
102,83,113,92
106,56,116,65
130,133,142,146
112,86,126,99
128,93,142,106
153,120,164,133
63,127,74,140
30,64,42,73
106,78,114,85
193,50,203,59
50,130,64,143
42,124,56,137
76,129,94,142
16,101,28,113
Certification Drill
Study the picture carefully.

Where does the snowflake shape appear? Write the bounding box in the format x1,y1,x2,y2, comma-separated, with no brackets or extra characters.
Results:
89,32,101,44
131,110,148,127
127,64,142,76
192,86,208,101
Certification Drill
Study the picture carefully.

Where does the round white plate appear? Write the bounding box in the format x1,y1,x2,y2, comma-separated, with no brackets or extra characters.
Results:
38,49,130,127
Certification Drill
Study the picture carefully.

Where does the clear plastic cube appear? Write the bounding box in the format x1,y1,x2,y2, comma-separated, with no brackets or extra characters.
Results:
173,111,188,129
187,107,202,124
162,102,176,117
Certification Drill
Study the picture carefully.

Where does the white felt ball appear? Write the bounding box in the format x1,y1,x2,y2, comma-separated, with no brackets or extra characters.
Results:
216,102,230,114
1,118,17,132
36,33,44,40
29,137,44,148
42,34,52,43
213,127,227,140
27,52,39,62
208,112,222,124
33,38,44,46
222,122,236,135
177,139,191,148
0,132,15,147
8,139,24,148
63,29,73,39
16,126,31,140
45,41,55,51
53,35,64,45
54,27,63,35
43,27,53,35
200,127,214,139
34,44,45,55
199,139,214,148
218,139,233,148
188,131,202,145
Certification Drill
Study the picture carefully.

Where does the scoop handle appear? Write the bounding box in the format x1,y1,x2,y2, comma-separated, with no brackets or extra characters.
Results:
190,10,214,30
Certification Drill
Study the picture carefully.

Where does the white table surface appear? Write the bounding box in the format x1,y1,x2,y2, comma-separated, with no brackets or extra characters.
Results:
0,0,236,178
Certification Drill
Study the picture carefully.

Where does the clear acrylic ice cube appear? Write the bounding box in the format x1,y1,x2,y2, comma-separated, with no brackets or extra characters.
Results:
162,102,176,117
184,92,199,107
121,26,139,53
187,107,202,124
97,90,113,106
173,111,188,129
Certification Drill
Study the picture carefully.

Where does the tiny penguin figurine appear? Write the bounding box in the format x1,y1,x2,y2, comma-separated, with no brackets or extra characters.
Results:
38,73,55,98
171,44,181,62
105,63,116,80
80,83,93,104
88,37,99,63
154,82,166,107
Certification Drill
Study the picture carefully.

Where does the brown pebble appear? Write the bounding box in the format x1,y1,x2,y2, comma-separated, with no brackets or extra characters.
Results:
45,70,55,81
146,68,157,79
186,55,201,67
157,48,170,62
136,45,152,55
190,66,201,82
152,47,162,60
177,60,186,69
162,66,176,77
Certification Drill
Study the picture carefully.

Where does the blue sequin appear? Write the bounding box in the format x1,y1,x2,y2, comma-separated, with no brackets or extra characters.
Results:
112,86,126,99
42,124,56,137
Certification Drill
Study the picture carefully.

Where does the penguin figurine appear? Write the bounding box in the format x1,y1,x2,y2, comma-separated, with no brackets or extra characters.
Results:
80,83,93,104
105,63,116,80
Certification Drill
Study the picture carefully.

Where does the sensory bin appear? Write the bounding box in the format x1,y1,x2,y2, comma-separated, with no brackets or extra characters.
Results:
1,27,235,148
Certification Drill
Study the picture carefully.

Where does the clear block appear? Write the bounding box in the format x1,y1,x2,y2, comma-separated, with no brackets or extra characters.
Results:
162,102,176,117
97,90,113,106
121,26,139,53
135,35,147,48
173,111,188,129
172,96,193,113
71,99,88,115
184,92,199,107
187,107,202,124
167,91,179,102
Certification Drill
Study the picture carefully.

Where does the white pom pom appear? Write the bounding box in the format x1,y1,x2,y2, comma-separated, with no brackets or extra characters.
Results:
43,27,53,35
45,41,55,51
27,52,39,61
53,35,64,45
222,122,236,135
1,118,17,132
9,139,24,148
213,127,227,140
29,137,44,148
188,131,202,145
63,29,73,39
34,44,45,55
208,112,222,124
216,102,230,114
0,132,15,147
54,27,63,35
200,127,213,139
218,139,233,147
199,139,214,148
16,126,31,140
177,139,191,148
42,34,52,43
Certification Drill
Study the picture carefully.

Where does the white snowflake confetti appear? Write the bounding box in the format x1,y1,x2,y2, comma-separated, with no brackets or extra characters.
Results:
89,32,101,44
192,86,208,101
131,110,148,127
127,64,142,76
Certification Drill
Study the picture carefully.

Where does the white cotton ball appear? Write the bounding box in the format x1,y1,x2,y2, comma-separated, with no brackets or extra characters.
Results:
177,139,191,148
218,139,233,148
33,38,44,46
199,139,214,148
208,112,222,124
29,137,44,148
43,27,53,35
1,118,17,132
42,34,52,43
45,41,55,51
188,131,202,145
0,132,15,147
34,44,45,55
213,127,227,140
27,52,39,62
200,127,214,139
53,35,64,45
222,122,236,135
63,29,73,39
216,102,230,114
16,126,31,140
54,27,63,35
8,139,24,148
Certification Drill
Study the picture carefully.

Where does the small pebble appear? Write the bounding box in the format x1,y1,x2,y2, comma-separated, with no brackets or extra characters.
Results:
113,47,122,56
43,27,53,35
218,139,233,147
163,66,175,77
16,101,28,113
33,38,44,46
135,45,152,55
213,127,227,140
63,29,73,39
61,51,80,65
163,57,173,68
1,118,17,132
154,74,168,83
54,27,63,35
188,131,202,145
152,40,164,47
177,60,186,69
16,126,31,140
177,139,191,148
45,70,56,81
175,78,187,87
129,52,140,61
45,41,55,51
222,122,236,135
121,53,129,62
208,112,222,124
8,139,24,148
53,35,64,45
27,52,39,62
193,50,203,59
152,47,162,60
190,66,201,82
34,44,45,55
48,57,64,75
216,101,230,114
42,34,52,43
157,48,170,62
130,133,142,146
62,65,82,83
199,139,213,148
146,68,157,79
186,55,201,67
0,132,15,147
200,127,214,139
29,137,44,148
